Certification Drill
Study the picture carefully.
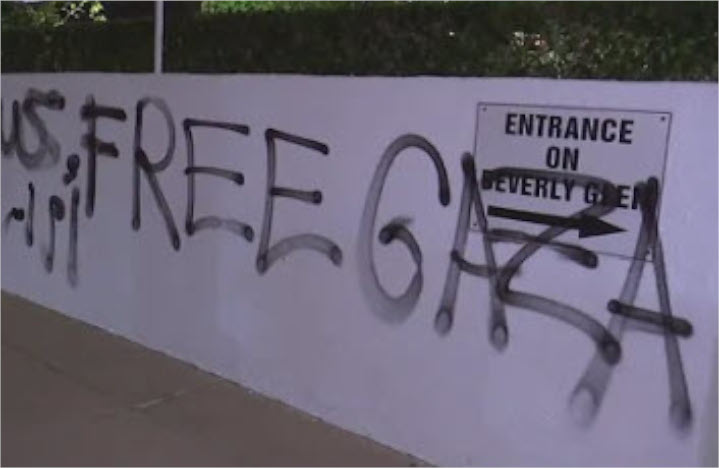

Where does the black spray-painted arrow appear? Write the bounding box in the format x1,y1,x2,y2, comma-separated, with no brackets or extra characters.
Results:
487,206,625,238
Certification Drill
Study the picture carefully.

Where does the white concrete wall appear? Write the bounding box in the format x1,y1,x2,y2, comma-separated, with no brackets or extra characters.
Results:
2,74,716,465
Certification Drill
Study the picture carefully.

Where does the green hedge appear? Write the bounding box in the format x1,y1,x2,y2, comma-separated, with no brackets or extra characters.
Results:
2,18,154,72
3,2,717,80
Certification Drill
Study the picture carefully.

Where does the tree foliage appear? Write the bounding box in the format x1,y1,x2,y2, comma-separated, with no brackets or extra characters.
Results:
1,1,106,28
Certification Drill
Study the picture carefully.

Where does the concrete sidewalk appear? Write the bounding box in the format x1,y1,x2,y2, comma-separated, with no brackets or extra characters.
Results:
1,292,425,467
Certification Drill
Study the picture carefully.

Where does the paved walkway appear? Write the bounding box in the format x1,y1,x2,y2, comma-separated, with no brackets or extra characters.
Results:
1,292,424,466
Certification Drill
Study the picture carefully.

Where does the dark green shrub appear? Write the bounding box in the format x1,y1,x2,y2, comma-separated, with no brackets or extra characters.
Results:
2,1,716,80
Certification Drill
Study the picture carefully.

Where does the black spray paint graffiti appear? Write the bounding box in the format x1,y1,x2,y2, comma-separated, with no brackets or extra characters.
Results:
2,87,693,433
4,184,36,247
183,118,253,241
2,89,65,169
67,187,80,287
3,183,35,247
26,182,35,246
357,137,693,431
4,173,81,287
257,129,343,274
132,97,181,250
135,100,346,269
483,166,622,364
4,90,343,287
81,95,127,218
570,176,692,430
2,89,81,287
43,195,65,273
63,154,80,186
357,134,450,323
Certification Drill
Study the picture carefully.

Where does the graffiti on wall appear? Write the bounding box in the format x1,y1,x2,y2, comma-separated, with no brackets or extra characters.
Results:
1,87,694,434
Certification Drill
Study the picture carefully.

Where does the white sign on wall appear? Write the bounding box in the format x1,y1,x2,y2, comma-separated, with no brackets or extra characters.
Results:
473,102,670,260
1,74,716,466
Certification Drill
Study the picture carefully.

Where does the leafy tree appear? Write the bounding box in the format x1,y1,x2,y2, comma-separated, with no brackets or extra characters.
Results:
1,1,106,28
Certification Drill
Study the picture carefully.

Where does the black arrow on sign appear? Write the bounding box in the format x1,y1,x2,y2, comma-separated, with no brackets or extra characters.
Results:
487,206,625,238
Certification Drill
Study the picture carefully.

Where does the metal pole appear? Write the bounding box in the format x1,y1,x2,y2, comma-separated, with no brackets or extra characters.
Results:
154,0,164,74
